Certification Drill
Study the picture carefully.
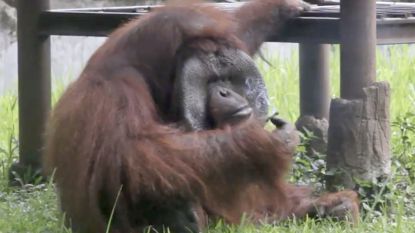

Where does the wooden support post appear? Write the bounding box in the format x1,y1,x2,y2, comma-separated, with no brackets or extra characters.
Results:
10,0,51,183
327,0,391,190
299,43,330,119
296,43,330,156
340,0,376,99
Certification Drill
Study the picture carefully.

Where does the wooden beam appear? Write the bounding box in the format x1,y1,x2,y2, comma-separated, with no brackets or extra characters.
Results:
38,11,415,44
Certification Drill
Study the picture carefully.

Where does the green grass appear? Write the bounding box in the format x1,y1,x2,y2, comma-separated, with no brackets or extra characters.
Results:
0,184,70,232
261,45,415,122
0,45,414,232
0,94,18,187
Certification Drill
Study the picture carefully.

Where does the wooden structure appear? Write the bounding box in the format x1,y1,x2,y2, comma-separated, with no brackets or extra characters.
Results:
13,0,415,182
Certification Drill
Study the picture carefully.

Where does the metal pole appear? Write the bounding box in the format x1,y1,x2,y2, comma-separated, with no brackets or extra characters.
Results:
340,0,376,99
15,0,51,172
299,43,330,119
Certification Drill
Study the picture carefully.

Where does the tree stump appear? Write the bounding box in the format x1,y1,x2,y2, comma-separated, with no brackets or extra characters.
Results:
296,115,329,157
326,82,391,190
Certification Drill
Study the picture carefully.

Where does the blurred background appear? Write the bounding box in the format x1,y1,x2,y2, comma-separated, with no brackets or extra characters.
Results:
0,0,158,94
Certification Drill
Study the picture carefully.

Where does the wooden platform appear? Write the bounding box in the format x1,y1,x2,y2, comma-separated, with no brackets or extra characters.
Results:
39,1,415,44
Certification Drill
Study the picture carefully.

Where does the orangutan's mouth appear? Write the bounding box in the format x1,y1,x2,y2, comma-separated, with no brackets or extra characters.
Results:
230,105,253,118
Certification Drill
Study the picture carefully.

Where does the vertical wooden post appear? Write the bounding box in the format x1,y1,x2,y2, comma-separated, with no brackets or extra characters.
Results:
11,0,51,181
299,43,330,120
296,43,331,157
340,0,376,99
